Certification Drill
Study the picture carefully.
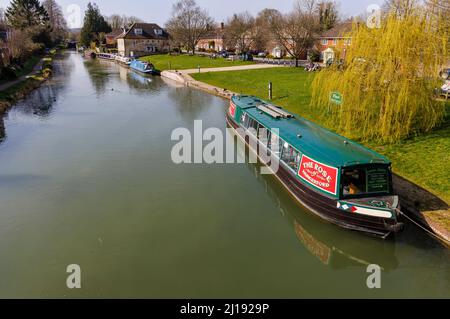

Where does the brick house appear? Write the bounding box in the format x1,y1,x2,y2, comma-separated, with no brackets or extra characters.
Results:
196,23,226,52
105,29,126,49
116,23,170,58
317,21,353,63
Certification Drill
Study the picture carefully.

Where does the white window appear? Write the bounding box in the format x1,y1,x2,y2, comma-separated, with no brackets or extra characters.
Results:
321,39,327,45
332,39,337,45
154,29,163,36
134,28,143,36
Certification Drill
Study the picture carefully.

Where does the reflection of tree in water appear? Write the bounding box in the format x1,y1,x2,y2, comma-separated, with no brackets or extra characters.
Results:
242,159,400,271
13,82,60,117
0,116,5,143
167,85,214,121
0,52,74,145
83,60,112,96
13,53,72,118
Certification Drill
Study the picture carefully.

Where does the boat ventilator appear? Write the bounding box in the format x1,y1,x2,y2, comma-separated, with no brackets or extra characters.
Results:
256,103,294,119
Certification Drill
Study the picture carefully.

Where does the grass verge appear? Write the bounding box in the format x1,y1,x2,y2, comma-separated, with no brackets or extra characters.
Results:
140,54,254,71
192,68,450,203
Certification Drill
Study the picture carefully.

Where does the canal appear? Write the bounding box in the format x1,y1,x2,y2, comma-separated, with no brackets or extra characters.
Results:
0,51,448,298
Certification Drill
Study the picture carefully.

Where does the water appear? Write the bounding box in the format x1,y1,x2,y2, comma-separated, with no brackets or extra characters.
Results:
0,52,448,298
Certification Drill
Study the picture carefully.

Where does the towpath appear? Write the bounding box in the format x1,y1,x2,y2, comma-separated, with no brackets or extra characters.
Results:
162,63,284,99
0,59,44,92
178,63,284,75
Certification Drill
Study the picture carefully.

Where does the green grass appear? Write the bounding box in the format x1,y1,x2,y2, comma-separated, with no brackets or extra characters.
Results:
140,54,254,71
193,68,450,203
14,56,41,78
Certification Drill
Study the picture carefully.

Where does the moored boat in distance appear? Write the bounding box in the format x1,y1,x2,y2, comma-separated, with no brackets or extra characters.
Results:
227,95,404,238
130,60,157,74
97,53,116,61
84,50,96,59
115,55,132,65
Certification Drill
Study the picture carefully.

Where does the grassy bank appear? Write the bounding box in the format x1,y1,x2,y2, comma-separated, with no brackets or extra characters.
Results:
192,68,450,203
0,51,57,114
0,78,43,113
140,54,254,71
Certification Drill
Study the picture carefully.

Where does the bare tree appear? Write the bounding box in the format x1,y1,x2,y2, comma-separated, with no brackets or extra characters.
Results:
254,9,281,53
165,0,214,54
107,15,143,29
382,0,419,16
224,12,255,53
7,28,41,62
107,14,122,29
317,1,339,31
269,0,321,66
43,0,68,43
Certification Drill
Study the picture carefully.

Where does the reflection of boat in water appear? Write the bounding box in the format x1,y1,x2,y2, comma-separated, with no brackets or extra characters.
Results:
128,71,152,85
84,50,96,59
238,143,399,270
115,55,132,65
291,215,398,270
228,95,404,238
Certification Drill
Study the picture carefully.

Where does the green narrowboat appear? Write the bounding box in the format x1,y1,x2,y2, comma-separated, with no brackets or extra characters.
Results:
227,95,404,238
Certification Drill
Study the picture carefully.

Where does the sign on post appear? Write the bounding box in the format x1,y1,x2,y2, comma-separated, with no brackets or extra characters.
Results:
330,92,343,105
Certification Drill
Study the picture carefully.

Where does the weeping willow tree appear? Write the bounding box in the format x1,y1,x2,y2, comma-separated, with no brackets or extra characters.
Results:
310,2,448,143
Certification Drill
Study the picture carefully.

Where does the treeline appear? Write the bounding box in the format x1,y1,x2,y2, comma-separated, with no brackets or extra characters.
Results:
78,2,147,48
166,0,339,66
311,0,450,143
0,0,67,68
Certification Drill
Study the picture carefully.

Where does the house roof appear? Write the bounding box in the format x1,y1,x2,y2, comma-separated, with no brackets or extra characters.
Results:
199,25,225,40
321,21,353,39
116,23,169,40
106,29,125,39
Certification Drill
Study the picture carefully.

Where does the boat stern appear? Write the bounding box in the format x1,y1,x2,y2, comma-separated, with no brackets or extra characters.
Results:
337,196,404,235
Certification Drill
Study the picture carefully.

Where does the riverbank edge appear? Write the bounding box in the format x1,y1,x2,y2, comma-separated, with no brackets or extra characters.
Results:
0,51,59,116
161,70,450,246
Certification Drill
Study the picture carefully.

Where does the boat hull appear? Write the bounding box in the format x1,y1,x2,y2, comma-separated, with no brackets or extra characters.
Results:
226,114,403,238
130,66,157,75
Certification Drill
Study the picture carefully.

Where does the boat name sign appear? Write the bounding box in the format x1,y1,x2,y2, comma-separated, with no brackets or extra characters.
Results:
298,155,339,195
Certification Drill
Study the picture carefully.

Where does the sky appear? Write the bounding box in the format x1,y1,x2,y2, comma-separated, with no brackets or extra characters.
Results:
0,0,385,29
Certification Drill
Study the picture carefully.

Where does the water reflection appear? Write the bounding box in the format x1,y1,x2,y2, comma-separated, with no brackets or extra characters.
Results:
167,86,215,121
245,160,399,271
83,59,112,96
0,116,5,142
10,55,70,118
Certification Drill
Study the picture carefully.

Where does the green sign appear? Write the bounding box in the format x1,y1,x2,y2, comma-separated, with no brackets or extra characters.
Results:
330,92,343,105
367,168,389,193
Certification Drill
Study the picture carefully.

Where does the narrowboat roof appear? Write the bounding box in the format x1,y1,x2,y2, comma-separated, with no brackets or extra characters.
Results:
232,95,390,168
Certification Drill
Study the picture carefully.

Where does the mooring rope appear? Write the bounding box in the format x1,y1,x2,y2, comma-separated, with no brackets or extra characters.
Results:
396,209,450,245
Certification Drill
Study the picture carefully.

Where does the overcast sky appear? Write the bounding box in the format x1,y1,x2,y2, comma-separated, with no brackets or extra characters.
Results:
0,0,385,28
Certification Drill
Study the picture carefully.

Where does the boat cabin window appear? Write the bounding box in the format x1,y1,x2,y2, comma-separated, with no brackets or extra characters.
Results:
269,133,281,156
258,125,269,146
245,117,259,136
342,167,390,198
281,143,301,172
